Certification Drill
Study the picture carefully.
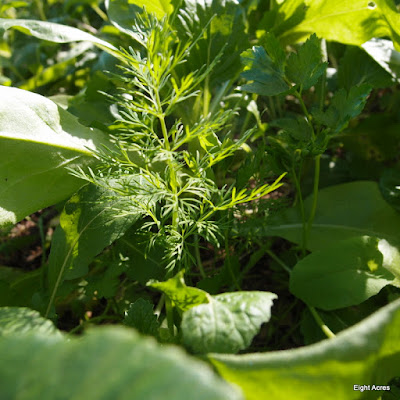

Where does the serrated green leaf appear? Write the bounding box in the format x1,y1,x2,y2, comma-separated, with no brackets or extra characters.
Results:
0,86,107,228
290,236,400,310
0,307,62,338
124,298,160,337
0,326,243,400
182,291,277,354
210,297,400,400
286,33,327,90
312,84,372,132
246,181,400,251
148,270,209,312
240,34,289,96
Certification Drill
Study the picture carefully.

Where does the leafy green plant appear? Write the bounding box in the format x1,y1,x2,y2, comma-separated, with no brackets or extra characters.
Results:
1,0,400,399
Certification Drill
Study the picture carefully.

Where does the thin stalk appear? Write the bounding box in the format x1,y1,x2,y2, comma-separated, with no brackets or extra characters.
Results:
265,249,292,275
308,306,336,339
34,0,46,20
91,4,108,21
291,167,307,254
306,154,321,238
165,296,175,337
194,234,206,278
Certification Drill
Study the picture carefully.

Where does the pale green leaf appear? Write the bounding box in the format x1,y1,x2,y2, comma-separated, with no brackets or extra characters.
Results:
182,291,277,354
0,326,243,400
0,18,119,56
148,270,209,312
280,0,400,50
0,307,62,338
106,0,172,21
0,86,108,227
249,181,400,251
210,297,400,400
290,236,400,310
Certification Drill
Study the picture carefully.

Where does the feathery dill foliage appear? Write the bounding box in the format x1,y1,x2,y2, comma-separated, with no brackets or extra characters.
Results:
74,13,284,274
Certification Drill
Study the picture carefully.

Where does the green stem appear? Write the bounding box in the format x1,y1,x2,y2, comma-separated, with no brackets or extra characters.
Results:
291,167,307,254
194,234,206,278
91,4,108,21
34,0,46,20
308,306,336,339
306,154,321,238
265,249,292,275
165,296,175,337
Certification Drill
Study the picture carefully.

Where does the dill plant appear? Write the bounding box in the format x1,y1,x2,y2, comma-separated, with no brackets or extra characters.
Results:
73,13,284,276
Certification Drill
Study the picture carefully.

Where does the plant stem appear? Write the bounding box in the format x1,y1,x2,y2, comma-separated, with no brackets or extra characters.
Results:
265,249,292,275
165,296,175,337
308,306,336,339
306,154,321,239
291,167,307,254
194,234,206,278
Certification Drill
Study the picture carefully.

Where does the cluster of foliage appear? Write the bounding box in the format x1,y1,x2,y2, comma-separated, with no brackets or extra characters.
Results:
1,0,400,398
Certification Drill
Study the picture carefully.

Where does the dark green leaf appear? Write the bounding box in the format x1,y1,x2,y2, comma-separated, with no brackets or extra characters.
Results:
248,181,400,251
286,33,327,90
240,34,289,96
312,84,372,132
380,168,400,212
47,183,141,312
124,298,160,337
338,46,393,90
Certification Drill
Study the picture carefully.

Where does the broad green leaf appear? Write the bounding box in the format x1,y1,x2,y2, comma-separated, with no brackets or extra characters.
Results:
0,86,107,228
0,326,243,400
0,307,62,338
286,33,327,90
247,181,400,251
280,0,400,50
362,38,400,81
105,0,142,37
290,236,400,310
312,84,372,133
240,35,289,96
124,298,160,337
210,297,400,400
47,182,141,315
148,270,209,312
182,291,277,354
338,45,394,90
0,18,120,57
